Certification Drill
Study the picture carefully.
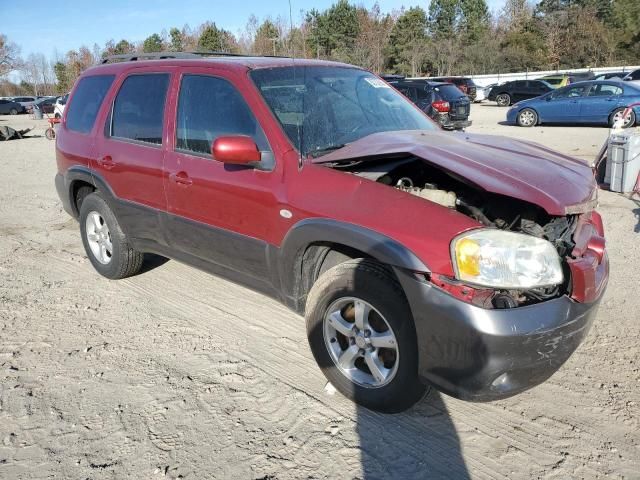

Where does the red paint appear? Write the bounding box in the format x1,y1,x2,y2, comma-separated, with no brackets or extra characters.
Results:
314,130,597,217
212,136,261,164
56,57,608,304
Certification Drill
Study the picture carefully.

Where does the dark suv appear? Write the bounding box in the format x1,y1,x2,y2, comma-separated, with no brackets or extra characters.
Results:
430,77,477,101
389,79,471,130
55,53,608,413
489,80,553,106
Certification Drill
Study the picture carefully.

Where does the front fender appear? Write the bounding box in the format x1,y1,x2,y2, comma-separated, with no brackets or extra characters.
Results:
276,218,430,310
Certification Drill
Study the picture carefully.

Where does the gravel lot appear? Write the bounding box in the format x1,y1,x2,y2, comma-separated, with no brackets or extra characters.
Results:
1,107,639,479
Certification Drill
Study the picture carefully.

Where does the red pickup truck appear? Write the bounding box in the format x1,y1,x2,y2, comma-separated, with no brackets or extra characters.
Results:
55,53,608,412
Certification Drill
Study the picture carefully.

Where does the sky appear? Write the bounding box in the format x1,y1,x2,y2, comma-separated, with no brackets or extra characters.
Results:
1,0,507,60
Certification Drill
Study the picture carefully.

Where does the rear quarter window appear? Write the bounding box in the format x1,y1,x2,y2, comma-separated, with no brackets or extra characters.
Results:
66,75,114,134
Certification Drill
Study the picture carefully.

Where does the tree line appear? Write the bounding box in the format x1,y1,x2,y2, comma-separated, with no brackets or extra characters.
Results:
1,0,638,97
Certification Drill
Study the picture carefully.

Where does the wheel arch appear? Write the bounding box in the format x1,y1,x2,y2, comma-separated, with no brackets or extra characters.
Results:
277,218,429,313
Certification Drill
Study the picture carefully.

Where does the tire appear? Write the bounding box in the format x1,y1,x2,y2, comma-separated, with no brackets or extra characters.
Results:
496,93,511,107
305,258,427,413
79,192,144,279
517,108,538,127
609,108,636,128
45,128,55,140
9,108,18,115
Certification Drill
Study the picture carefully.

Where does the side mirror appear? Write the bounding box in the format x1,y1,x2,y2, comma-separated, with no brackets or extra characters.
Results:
212,135,261,165
546,95,553,101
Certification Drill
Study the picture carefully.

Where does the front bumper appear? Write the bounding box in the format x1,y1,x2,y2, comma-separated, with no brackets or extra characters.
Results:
395,268,606,401
506,107,520,124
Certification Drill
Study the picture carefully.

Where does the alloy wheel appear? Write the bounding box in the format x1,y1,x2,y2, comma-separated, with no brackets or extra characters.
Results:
519,110,536,126
612,109,634,128
85,211,113,264
496,94,510,106
323,297,399,388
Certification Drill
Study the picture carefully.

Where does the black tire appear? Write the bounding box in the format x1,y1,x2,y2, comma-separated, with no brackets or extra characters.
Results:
305,258,427,413
79,192,144,279
9,108,18,115
517,108,538,127
609,108,636,128
45,128,55,140
495,93,511,107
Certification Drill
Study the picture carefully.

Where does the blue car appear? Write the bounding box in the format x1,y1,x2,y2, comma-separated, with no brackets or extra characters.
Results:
506,80,640,128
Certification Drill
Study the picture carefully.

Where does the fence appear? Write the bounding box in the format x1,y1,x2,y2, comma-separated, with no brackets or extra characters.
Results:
414,66,640,87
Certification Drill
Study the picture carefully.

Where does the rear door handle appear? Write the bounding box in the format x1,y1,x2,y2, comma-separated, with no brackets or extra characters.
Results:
97,155,115,170
169,171,193,186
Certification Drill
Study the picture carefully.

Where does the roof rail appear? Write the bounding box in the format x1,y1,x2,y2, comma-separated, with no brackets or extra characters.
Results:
101,51,290,64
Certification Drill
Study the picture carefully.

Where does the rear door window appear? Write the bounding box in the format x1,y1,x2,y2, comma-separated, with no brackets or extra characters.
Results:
588,84,623,97
108,73,170,145
66,75,115,134
176,74,270,157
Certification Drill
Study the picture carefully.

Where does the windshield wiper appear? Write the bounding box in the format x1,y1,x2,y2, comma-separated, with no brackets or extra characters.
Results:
308,143,347,158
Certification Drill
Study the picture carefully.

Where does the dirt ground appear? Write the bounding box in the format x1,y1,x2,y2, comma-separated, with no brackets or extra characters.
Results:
0,108,639,480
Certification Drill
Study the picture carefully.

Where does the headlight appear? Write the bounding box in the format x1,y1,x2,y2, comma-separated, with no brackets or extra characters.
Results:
451,229,563,289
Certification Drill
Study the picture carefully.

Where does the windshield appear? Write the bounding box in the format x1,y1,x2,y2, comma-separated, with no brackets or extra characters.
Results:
250,66,436,157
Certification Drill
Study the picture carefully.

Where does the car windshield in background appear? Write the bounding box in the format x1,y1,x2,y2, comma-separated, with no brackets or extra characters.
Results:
250,66,435,157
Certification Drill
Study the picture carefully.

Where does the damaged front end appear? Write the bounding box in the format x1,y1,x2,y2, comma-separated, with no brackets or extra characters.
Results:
316,131,607,309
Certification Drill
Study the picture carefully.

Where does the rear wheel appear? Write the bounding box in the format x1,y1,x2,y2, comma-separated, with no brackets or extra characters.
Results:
9,108,18,115
609,108,636,128
79,192,144,279
496,93,511,106
305,259,427,413
517,108,538,127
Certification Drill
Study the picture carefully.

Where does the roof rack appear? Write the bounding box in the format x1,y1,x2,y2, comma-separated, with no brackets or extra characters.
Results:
101,51,290,64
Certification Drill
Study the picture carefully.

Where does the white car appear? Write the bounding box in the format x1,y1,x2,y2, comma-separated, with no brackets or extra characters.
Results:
473,84,494,103
54,94,68,118
11,96,37,110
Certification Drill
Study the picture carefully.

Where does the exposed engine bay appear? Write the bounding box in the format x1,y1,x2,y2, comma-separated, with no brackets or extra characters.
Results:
330,156,580,308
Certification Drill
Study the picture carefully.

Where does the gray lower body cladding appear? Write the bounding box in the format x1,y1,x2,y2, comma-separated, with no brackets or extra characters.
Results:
395,267,601,401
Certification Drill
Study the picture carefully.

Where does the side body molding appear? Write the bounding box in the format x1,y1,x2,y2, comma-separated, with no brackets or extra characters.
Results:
276,218,430,311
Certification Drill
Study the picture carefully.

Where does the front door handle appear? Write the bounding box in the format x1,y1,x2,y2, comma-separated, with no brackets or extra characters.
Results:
169,171,193,186
97,155,115,170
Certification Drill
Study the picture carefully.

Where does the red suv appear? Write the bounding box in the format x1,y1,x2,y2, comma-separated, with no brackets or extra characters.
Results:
55,53,608,412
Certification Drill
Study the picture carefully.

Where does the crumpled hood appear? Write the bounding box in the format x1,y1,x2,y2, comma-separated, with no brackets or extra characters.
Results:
312,130,597,216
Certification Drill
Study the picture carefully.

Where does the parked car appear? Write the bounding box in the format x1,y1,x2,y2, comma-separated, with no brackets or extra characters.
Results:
390,79,471,130
537,74,573,89
488,80,553,106
429,76,477,101
29,96,58,114
506,80,640,127
0,98,24,115
55,54,608,413
473,84,491,102
622,69,640,82
11,96,37,111
594,71,629,81
54,94,68,118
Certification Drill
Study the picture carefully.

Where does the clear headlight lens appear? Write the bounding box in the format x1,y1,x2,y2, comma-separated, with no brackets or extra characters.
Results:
452,229,563,289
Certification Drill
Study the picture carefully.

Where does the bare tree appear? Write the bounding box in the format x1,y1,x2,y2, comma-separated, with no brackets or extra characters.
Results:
0,34,22,77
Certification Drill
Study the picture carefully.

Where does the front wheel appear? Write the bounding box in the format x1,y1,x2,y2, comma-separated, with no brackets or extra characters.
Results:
517,108,538,127
79,192,144,279
45,127,55,140
9,108,18,115
305,259,427,413
496,93,511,106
